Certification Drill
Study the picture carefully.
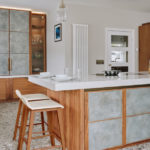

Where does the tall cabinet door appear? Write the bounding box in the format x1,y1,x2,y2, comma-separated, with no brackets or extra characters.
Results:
0,9,9,75
10,10,29,75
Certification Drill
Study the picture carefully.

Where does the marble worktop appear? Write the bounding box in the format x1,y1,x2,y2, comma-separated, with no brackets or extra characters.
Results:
28,72,150,91
0,75,29,78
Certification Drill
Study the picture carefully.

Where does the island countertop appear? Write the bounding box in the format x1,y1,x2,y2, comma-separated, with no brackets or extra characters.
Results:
28,72,150,150
28,72,150,91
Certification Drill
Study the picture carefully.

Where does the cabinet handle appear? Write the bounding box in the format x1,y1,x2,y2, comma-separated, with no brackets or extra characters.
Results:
10,58,12,71
8,58,10,71
8,58,12,71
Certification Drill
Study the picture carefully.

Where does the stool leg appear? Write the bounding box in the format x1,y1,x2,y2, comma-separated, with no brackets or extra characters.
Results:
40,112,45,135
57,109,65,150
47,111,55,146
18,105,29,150
26,111,35,150
13,100,22,140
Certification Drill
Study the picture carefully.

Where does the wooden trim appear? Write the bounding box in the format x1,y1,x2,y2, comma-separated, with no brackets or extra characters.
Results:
139,26,142,71
122,89,126,145
127,112,150,118
85,85,150,93
44,14,47,72
30,13,47,74
84,92,89,150
8,9,10,75
29,11,32,74
80,90,85,150
88,117,122,124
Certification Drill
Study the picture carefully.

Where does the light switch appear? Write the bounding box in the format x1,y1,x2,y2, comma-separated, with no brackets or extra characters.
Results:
96,60,104,64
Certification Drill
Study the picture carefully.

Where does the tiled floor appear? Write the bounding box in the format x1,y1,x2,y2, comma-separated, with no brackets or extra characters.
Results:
0,102,60,150
0,101,150,150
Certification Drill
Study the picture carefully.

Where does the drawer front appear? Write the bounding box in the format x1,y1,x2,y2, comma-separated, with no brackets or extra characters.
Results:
126,87,150,116
88,90,122,121
89,119,122,150
126,114,150,143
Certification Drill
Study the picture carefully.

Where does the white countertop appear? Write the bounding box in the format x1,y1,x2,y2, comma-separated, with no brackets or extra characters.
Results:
0,75,28,78
28,72,150,91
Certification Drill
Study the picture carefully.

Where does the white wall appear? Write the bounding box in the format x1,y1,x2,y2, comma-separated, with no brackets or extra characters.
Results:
63,4,150,74
46,11,66,74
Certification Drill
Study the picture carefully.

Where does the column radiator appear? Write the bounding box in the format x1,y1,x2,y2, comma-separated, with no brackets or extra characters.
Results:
73,24,88,79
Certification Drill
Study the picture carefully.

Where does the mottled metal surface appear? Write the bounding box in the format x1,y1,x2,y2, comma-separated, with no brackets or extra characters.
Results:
126,88,150,116
126,114,150,144
10,54,29,75
10,10,29,32
0,54,9,75
0,9,9,31
89,119,122,150
0,31,9,53
88,90,122,121
10,32,29,54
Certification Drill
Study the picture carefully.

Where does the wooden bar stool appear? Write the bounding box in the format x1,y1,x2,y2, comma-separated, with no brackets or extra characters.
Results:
13,93,50,140
15,90,65,150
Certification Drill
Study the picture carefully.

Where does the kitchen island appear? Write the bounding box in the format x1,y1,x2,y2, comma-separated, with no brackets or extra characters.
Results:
29,73,150,150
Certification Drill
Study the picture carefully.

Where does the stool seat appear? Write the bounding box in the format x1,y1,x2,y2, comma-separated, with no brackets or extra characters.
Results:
22,93,49,101
28,99,64,110
15,90,65,150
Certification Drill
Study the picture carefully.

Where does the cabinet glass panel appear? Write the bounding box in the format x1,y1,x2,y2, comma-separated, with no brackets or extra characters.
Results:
111,35,128,47
111,51,128,63
31,14,46,74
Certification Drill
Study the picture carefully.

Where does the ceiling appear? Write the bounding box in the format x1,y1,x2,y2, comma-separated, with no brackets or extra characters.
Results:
0,0,150,13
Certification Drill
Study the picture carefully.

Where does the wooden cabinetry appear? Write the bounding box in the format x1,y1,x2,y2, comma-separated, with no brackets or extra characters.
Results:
0,9,47,76
139,23,150,71
12,78,46,99
0,78,46,101
0,79,8,100
0,8,30,76
30,13,46,74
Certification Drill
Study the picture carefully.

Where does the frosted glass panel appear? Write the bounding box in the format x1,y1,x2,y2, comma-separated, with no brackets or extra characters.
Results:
111,35,128,47
111,51,128,63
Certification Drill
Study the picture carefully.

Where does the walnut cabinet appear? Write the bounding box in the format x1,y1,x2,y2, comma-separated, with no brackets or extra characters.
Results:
0,78,46,101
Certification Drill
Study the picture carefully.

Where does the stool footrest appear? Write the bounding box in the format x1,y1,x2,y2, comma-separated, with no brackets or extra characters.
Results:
32,134,50,140
32,130,49,135
32,145,62,150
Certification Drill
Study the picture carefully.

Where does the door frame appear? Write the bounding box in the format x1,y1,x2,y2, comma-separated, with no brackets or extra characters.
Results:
105,28,135,72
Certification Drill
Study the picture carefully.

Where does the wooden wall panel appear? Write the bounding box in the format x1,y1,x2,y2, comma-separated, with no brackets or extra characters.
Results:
13,77,46,99
0,79,7,100
47,89,85,150
139,23,150,71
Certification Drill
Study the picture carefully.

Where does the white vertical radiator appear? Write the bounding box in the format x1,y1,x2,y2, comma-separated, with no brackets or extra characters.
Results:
73,24,88,79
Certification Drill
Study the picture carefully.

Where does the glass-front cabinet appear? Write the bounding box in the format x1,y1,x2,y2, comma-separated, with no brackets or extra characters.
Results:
31,13,46,74
105,29,135,72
